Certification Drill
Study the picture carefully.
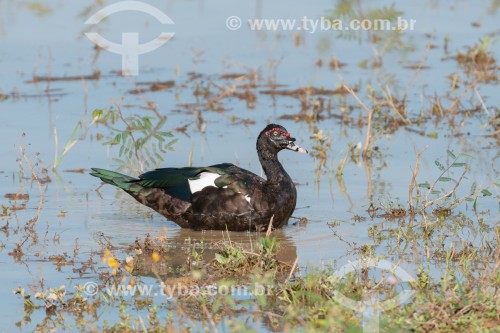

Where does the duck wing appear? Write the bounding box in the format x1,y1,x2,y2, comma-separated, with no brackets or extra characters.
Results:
135,163,264,202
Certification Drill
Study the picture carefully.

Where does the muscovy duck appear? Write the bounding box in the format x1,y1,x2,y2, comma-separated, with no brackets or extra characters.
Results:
90,124,307,231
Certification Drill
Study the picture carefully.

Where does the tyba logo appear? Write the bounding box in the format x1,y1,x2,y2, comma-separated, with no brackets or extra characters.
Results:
84,1,175,76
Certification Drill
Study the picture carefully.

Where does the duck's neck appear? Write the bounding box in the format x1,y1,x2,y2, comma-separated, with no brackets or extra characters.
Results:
258,148,292,185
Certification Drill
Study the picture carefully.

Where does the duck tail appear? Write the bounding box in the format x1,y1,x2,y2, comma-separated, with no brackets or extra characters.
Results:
90,168,141,193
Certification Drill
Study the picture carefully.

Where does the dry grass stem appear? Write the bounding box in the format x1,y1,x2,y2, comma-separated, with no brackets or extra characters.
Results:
343,84,373,158
409,146,428,212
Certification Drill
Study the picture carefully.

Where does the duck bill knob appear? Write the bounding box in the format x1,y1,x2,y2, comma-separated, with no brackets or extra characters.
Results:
286,141,308,154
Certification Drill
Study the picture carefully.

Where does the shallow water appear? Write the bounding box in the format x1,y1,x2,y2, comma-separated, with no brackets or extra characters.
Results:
0,0,499,331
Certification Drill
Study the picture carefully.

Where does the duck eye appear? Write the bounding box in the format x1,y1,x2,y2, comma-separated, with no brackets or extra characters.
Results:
273,131,279,136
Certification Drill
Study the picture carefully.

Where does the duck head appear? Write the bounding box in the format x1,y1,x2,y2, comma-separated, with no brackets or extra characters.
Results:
257,124,308,154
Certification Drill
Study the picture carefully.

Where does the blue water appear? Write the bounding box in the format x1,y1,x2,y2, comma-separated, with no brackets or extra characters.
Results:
0,0,498,331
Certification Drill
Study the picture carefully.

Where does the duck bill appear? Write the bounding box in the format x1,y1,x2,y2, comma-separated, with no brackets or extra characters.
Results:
285,141,308,154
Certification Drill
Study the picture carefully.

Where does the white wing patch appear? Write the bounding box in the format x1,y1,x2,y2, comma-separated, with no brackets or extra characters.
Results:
188,172,220,194
189,172,252,204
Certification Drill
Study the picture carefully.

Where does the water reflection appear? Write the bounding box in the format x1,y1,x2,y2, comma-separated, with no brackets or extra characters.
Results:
129,228,298,278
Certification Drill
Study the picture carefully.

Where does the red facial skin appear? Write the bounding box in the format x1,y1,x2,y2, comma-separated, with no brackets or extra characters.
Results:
265,128,291,137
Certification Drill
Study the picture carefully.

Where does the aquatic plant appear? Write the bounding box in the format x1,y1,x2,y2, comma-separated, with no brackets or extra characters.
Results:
91,101,177,173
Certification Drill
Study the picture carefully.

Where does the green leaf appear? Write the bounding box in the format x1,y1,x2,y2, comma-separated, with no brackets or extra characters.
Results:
143,117,152,129
451,162,466,168
212,299,222,313
418,182,430,189
215,253,227,265
165,139,178,151
438,177,452,182
155,153,163,163
481,189,492,196
121,132,128,144
92,108,105,120
446,150,456,159
459,153,475,159
126,140,133,159
434,160,445,171
135,138,144,149
158,131,173,137
427,132,438,139
112,133,121,145
154,134,164,142
470,181,477,195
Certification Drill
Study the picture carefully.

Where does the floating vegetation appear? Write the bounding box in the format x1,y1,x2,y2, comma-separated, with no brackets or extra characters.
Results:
260,86,351,97
26,70,101,83
455,36,498,83
128,80,176,95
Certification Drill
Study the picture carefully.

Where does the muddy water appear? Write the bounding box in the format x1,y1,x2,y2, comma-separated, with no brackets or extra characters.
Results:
0,0,498,331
